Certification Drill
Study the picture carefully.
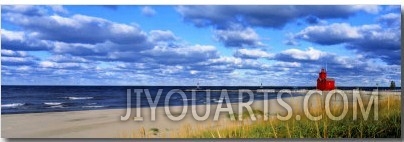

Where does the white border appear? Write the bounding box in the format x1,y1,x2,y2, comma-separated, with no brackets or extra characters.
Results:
0,0,402,141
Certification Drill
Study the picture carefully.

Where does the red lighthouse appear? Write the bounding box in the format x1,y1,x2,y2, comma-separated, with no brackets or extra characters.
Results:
316,68,335,91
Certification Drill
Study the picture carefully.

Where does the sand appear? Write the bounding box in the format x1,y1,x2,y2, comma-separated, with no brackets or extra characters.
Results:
1,90,400,138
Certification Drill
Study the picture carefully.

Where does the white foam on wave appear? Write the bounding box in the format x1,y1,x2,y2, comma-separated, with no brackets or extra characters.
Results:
183,98,196,101
44,102,62,106
50,105,64,108
66,97,93,100
214,100,223,103
2,103,25,108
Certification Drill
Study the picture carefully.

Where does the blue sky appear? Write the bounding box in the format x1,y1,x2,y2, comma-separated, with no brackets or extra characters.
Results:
1,5,401,86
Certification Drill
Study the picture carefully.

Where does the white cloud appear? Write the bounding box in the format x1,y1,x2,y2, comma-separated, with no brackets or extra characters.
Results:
50,15,80,27
141,6,156,17
352,5,380,14
1,50,38,66
141,44,218,64
377,13,401,27
190,70,199,75
208,56,242,65
2,5,47,16
204,56,268,70
3,12,150,45
214,24,264,48
161,65,184,74
39,61,88,69
50,5,68,14
295,23,362,45
274,61,301,68
49,55,88,63
379,13,400,20
234,48,274,59
1,29,25,41
1,49,28,57
2,57,29,63
149,30,177,42
148,44,216,55
1,5,400,86
294,21,400,65
16,66,32,71
39,61,56,68
2,56,36,66
333,56,356,69
280,47,326,61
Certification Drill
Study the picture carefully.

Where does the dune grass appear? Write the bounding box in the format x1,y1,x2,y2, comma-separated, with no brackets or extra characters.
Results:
120,93,401,138
188,94,401,138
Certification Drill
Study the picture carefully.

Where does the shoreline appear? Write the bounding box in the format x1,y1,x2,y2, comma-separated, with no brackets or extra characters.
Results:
1,90,400,138
2,89,399,115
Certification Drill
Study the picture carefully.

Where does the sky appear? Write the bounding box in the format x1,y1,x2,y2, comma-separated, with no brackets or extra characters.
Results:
1,5,401,86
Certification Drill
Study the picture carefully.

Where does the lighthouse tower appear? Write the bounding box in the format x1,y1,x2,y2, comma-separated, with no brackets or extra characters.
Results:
316,68,335,91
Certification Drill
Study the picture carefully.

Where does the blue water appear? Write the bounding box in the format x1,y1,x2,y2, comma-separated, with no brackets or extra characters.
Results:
1,85,394,114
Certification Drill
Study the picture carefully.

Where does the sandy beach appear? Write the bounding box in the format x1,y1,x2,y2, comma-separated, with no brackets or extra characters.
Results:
1,90,400,138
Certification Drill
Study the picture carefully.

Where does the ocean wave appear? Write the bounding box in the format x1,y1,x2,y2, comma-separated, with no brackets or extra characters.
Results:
65,97,93,100
214,99,223,103
44,102,63,106
2,103,25,108
183,98,196,101
49,105,64,108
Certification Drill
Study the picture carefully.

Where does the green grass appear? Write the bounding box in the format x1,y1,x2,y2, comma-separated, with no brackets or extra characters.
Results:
227,109,264,121
191,95,401,138
149,128,160,135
